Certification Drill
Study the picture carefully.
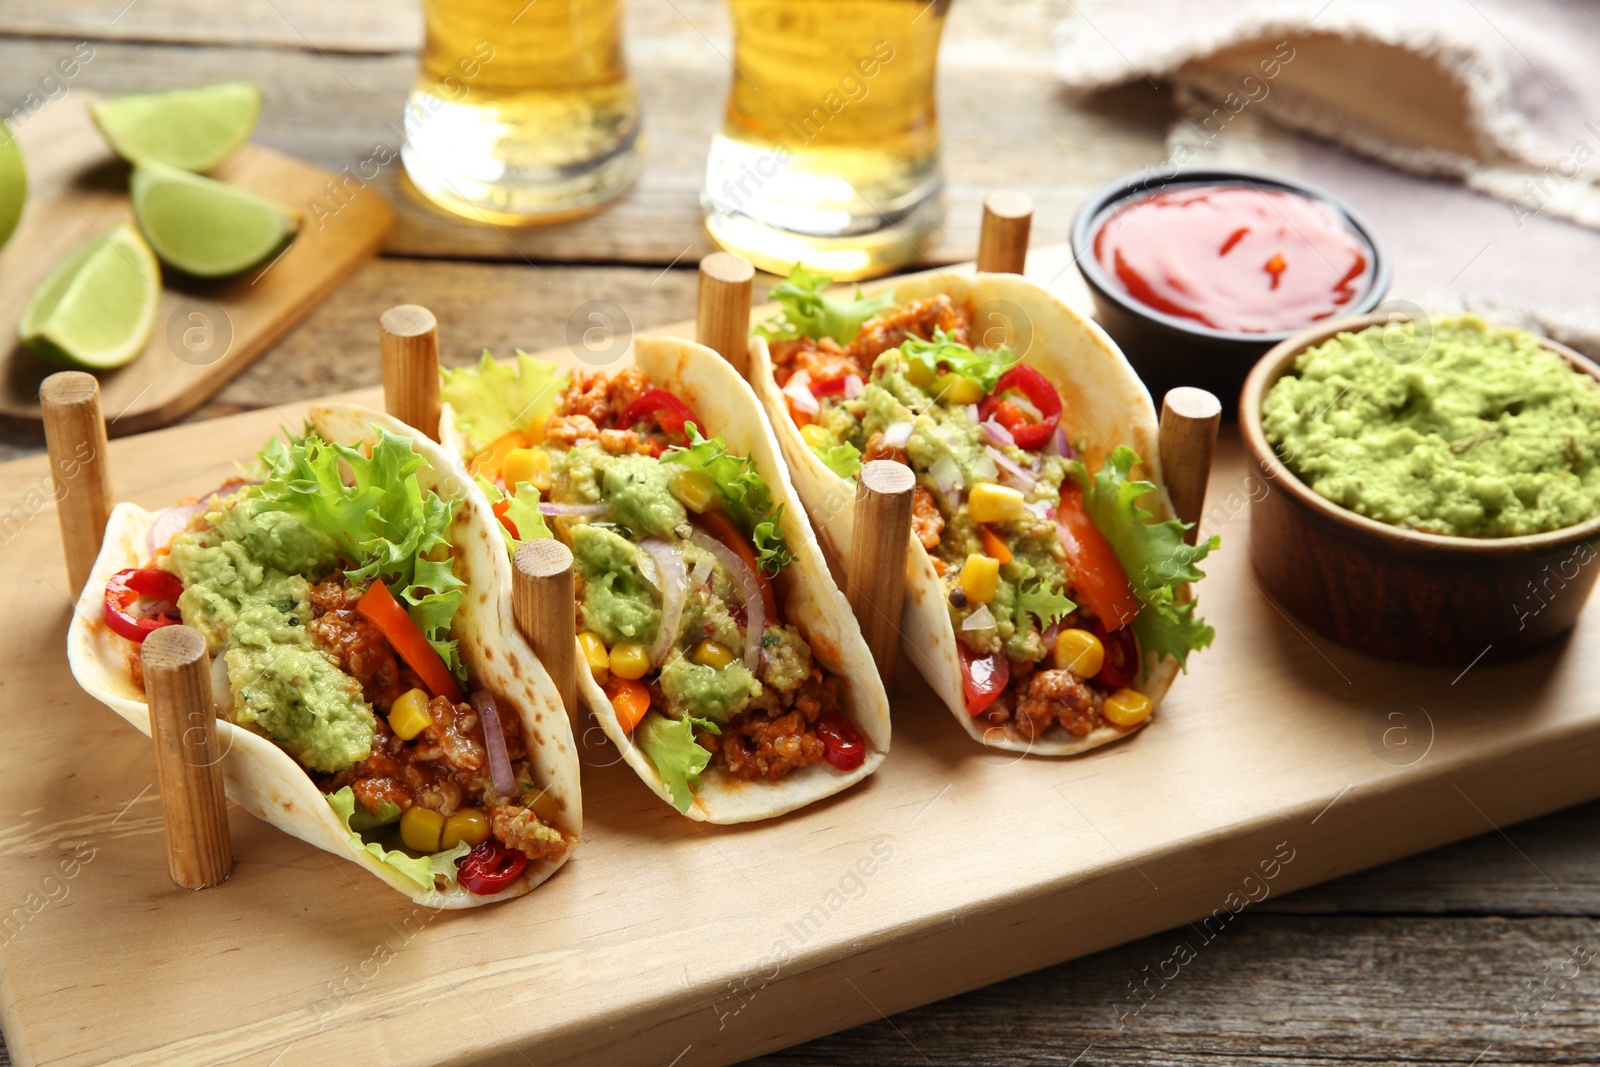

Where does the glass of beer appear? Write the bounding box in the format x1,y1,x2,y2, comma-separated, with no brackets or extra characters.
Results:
402,0,642,224
702,0,950,280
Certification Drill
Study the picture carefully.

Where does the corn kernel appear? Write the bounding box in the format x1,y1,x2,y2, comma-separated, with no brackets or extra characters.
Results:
387,688,433,741
691,639,736,670
577,631,610,670
1053,628,1105,678
609,641,651,681
502,447,552,492
670,468,722,514
800,423,831,450
524,787,561,824
1103,688,1153,727
934,372,985,405
968,482,1026,524
440,808,490,849
906,359,937,387
400,806,444,853
959,553,1000,604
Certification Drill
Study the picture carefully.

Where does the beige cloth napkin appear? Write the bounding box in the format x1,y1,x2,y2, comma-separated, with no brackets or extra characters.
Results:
1055,0,1600,353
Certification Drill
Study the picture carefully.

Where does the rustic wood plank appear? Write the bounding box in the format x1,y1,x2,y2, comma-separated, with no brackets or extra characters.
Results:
0,4,1174,267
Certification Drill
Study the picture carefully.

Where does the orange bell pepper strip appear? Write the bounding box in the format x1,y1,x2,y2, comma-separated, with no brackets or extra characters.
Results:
1055,483,1140,630
978,524,1013,564
605,677,652,734
468,430,530,480
695,509,778,620
356,578,463,703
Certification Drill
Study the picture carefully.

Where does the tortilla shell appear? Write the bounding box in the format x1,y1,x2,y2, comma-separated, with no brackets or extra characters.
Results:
750,272,1187,755
439,338,891,823
67,404,582,907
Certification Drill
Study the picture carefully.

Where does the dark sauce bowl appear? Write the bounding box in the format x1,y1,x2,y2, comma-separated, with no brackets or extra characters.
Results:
1070,166,1391,418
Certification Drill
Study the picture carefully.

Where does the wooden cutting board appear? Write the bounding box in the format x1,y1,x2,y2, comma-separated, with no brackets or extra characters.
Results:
2,270,1599,1067
0,93,391,437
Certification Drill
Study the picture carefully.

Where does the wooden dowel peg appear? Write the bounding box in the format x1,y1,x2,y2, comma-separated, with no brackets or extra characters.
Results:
40,372,114,596
380,304,442,440
512,539,577,722
848,460,917,680
696,252,755,378
1159,387,1222,545
975,191,1033,275
141,626,232,890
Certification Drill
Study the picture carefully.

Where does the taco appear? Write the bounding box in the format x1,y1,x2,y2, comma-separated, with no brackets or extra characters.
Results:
748,267,1218,754
68,404,581,907
437,337,890,822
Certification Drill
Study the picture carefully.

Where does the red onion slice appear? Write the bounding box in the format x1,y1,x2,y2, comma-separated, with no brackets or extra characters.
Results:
928,454,963,513
980,419,1015,448
962,604,997,631
1046,427,1074,458
539,501,608,517
688,556,713,591
641,538,687,665
985,445,1037,491
965,404,981,424
147,480,249,555
843,374,865,400
782,370,820,415
882,421,913,449
688,530,765,670
471,690,518,799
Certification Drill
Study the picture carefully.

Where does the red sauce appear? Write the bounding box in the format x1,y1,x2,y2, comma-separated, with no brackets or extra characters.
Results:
1093,184,1371,334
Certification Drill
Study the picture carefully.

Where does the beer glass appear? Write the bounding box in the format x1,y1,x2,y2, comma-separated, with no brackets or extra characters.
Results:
702,0,950,280
402,0,642,224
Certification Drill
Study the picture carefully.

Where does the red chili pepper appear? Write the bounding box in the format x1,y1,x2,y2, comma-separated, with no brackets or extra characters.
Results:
620,388,700,436
978,366,1062,450
102,568,184,643
809,376,849,397
959,645,1010,716
816,713,866,771
1093,623,1140,689
456,838,529,895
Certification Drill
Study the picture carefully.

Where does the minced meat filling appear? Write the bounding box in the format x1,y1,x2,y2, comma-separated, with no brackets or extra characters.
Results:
308,575,566,863
699,670,841,781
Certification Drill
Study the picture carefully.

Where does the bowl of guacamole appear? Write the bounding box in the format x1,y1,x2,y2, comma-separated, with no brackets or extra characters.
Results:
1240,312,1600,664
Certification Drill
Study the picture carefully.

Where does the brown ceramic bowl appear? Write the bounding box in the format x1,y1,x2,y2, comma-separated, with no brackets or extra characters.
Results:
1240,312,1600,666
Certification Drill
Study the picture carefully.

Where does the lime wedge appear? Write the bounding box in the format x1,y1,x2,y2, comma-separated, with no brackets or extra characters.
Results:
91,82,261,172
20,222,161,370
0,123,24,251
131,161,298,278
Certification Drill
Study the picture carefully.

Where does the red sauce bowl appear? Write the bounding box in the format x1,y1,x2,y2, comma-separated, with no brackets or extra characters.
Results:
1071,167,1390,418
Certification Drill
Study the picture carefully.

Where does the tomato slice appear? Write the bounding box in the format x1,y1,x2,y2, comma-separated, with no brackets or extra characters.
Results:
1094,623,1140,689
978,366,1062,450
456,838,528,895
959,645,1009,716
809,375,849,397
816,713,866,771
695,509,778,619
1055,484,1140,630
620,388,700,436
103,568,184,643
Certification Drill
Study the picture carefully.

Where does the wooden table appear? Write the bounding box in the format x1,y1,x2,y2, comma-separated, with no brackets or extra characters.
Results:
2,1,1596,1063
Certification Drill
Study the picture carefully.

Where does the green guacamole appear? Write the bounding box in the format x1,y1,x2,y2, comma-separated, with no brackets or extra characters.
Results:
1262,315,1600,538
160,492,376,773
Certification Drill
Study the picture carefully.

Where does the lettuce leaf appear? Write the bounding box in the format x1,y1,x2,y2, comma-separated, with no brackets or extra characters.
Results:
326,786,471,892
475,475,553,554
1075,446,1219,671
1016,578,1076,634
661,425,795,575
440,349,567,453
898,329,1009,394
634,712,718,814
815,440,863,479
756,265,895,345
253,427,467,679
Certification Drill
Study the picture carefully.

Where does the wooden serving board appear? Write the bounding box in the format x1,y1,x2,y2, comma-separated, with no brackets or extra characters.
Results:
0,93,391,437
3,271,1600,1067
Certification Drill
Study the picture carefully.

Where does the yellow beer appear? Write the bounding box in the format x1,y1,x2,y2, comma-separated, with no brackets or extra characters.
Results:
403,0,641,223
703,0,950,279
